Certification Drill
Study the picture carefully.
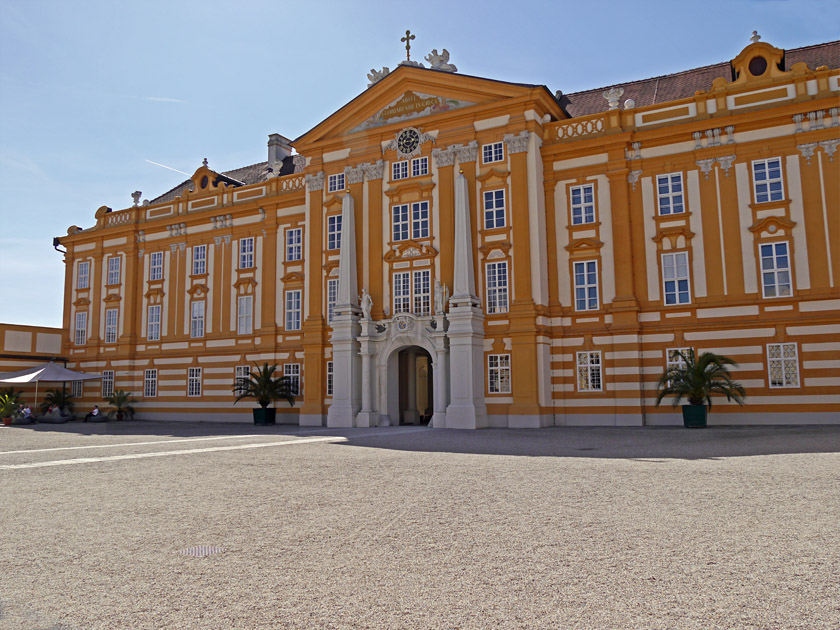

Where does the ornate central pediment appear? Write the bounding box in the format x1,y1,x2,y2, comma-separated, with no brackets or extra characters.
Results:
350,91,475,134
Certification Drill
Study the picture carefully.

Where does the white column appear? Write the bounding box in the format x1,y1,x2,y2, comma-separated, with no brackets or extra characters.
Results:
430,321,449,429
355,319,377,427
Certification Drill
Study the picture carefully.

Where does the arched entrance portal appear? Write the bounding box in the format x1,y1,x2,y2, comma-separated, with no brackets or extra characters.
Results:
396,346,434,425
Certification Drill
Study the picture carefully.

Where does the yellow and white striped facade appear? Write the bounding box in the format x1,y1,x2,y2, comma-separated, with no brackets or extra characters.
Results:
57,38,840,426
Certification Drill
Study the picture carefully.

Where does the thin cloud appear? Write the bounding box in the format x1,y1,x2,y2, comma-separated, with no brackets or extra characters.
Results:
144,96,185,103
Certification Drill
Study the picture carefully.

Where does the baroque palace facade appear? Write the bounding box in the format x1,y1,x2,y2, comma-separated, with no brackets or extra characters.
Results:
56,35,840,426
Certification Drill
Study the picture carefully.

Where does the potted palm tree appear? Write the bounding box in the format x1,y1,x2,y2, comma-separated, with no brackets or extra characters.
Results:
106,390,137,421
656,350,746,427
40,388,75,417
233,363,295,425
1,393,18,426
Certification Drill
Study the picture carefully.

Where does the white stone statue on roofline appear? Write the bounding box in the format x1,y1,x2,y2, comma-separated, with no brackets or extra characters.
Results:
360,288,373,320
367,67,390,88
425,49,457,72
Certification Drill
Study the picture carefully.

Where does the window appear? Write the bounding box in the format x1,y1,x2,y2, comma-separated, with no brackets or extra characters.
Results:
574,260,599,311
326,361,333,397
71,380,83,398
482,142,504,164
327,215,342,250
239,237,255,269
74,312,87,345
411,156,428,177
237,295,253,334
392,204,409,241
149,251,163,281
286,228,302,262
657,173,684,215
190,301,205,338
413,270,431,316
188,367,202,397
411,201,429,239
393,271,411,314
285,290,301,331
752,158,783,203
570,184,596,225
662,252,691,305
144,369,157,397
328,173,345,192
760,242,792,298
327,278,338,323
192,245,206,275
486,261,509,314
284,363,301,396
392,270,432,315
488,354,511,394
483,190,506,229
392,161,409,181
77,261,90,289
107,256,121,285
767,343,799,388
235,365,250,395
102,370,114,399
147,305,161,341
577,351,602,391
666,348,692,386
104,308,118,344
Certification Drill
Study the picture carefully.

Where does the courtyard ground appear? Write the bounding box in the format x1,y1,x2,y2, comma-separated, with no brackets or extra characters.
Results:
1,421,838,629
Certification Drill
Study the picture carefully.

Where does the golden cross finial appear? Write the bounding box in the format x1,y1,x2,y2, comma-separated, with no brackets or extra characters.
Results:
401,29,415,61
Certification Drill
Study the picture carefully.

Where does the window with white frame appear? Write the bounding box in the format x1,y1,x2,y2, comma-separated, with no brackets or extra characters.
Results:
577,351,602,392
488,354,511,394
483,190,506,229
574,260,599,311
284,363,301,396
570,184,596,225
413,270,431,316
657,173,685,215
393,271,411,314
190,301,205,338
411,201,429,239
188,367,202,397
662,252,691,305
285,290,301,331
192,244,206,275
392,161,409,181
149,251,163,281
482,142,504,164
326,361,333,397
107,256,121,285
235,365,250,395
147,304,161,341
392,204,410,241
760,242,792,298
239,237,255,269
327,278,338,323
144,369,157,397
102,370,115,399
328,173,345,192
411,156,428,177
752,157,784,203
237,295,253,334
71,380,83,398
286,228,302,262
74,312,87,345
77,261,90,289
666,348,693,386
767,342,799,388
486,261,509,314
104,308,118,344
327,215,342,250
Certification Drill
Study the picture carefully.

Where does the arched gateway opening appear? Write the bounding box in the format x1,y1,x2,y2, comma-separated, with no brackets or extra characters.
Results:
396,346,434,425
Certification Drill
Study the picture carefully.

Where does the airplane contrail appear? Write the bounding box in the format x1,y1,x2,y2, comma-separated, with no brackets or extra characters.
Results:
145,159,189,175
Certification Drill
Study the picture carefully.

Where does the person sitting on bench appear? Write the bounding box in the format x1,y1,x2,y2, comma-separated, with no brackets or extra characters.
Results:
84,405,101,422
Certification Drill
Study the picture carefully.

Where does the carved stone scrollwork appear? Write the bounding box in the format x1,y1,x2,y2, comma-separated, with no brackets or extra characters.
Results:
431,147,457,168
454,140,479,163
797,143,818,165
627,170,642,190
503,131,530,155
716,155,736,177
819,139,839,161
292,154,306,173
344,165,365,185
696,158,716,180
305,172,325,191
361,160,385,181
136,230,145,243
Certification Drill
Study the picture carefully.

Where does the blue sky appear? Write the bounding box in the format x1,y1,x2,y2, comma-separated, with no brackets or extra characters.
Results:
1,0,837,328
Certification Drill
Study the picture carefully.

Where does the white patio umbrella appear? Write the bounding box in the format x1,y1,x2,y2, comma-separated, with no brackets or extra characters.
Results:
0,361,101,407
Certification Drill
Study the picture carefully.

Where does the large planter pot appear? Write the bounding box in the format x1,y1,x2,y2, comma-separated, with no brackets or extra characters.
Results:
682,404,707,428
2,417,12,426
253,407,276,426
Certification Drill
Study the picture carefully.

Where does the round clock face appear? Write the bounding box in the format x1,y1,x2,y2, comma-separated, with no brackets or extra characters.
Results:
397,128,420,155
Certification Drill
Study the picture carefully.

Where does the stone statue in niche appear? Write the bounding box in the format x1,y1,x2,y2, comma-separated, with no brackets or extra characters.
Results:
360,288,373,320
424,49,457,72
434,280,449,315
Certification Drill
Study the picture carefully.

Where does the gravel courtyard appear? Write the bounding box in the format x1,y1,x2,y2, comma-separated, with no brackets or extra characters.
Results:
1,422,838,630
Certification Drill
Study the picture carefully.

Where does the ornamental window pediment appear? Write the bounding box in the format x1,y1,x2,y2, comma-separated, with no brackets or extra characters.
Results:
384,241,438,262
187,284,209,298
749,216,796,237
564,237,604,253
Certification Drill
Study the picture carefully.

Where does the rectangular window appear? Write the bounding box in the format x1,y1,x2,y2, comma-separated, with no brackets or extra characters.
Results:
393,271,411,314
102,370,115,399
147,304,161,341
752,158,784,203
392,161,409,181
413,270,431,316
482,142,504,164
77,261,90,289
144,369,157,397
412,201,429,239
149,251,163,281
74,312,87,345
190,301,205,338
666,348,692,386
235,365,251,395
488,354,511,394
326,361,333,397
188,367,202,397
284,363,301,397
577,351,602,392
285,289,301,331
237,295,253,335
657,173,685,215
328,173,345,192
392,204,409,241
486,261,509,314
662,252,691,305
327,215,342,250
411,156,428,177
570,184,596,225
286,228,302,262
239,237,255,269
760,242,792,298
574,260,599,311
71,380,83,398
107,256,121,285
192,244,206,275
327,278,338,323
483,190,506,229
768,342,799,388
104,308,118,344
